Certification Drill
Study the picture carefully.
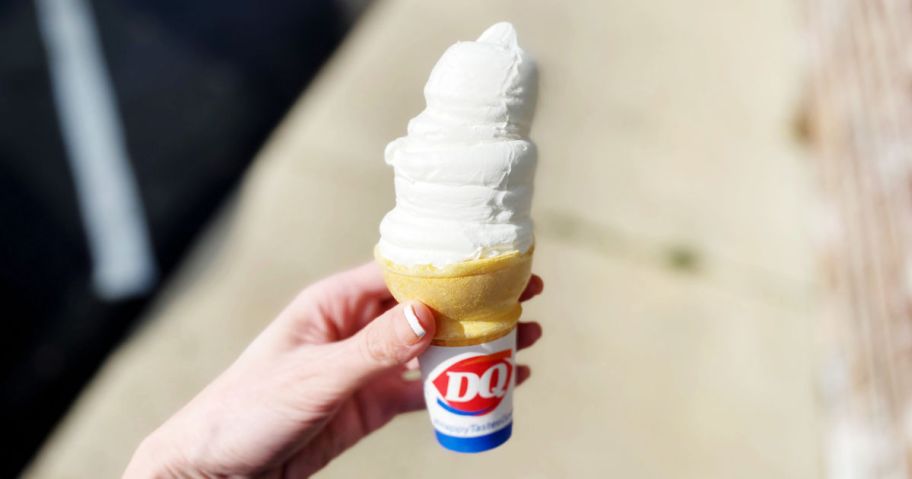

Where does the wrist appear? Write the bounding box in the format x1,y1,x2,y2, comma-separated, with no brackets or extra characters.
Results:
123,430,190,479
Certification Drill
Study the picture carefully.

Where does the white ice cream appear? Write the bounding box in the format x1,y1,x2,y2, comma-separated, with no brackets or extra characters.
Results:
378,22,539,267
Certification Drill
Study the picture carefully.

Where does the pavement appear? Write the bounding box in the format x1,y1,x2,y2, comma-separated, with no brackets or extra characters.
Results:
24,0,822,477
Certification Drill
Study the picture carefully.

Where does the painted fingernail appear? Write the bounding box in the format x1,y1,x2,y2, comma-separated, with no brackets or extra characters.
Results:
404,304,426,339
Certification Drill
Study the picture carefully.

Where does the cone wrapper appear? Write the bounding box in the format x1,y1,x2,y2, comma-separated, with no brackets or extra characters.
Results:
418,329,516,452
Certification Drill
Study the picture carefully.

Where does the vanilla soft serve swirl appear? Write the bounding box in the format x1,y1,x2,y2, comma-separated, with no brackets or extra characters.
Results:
378,22,538,267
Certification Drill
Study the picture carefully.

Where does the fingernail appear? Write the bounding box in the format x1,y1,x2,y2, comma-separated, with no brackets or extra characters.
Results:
404,304,426,339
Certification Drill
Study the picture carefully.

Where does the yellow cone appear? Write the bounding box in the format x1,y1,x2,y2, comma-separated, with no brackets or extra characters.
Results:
375,247,534,346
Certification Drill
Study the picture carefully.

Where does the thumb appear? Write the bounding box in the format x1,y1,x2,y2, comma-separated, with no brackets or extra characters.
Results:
331,301,436,392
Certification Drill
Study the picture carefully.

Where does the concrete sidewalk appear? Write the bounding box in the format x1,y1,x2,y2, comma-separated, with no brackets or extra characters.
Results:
25,0,820,477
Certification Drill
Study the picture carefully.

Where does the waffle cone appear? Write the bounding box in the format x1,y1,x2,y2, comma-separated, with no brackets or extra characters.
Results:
375,247,534,346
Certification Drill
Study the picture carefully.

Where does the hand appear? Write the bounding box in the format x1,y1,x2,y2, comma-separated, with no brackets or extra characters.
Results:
124,262,544,478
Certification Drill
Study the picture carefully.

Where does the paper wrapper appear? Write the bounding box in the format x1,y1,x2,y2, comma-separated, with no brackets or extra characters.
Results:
374,247,534,346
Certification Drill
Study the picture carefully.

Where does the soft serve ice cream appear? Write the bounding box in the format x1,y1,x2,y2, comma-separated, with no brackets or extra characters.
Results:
378,22,539,267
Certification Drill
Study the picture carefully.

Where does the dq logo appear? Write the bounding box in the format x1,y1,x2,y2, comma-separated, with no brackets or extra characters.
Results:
431,350,513,416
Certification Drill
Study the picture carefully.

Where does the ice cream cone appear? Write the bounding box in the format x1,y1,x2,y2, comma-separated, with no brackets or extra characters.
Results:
375,247,533,346
374,22,538,453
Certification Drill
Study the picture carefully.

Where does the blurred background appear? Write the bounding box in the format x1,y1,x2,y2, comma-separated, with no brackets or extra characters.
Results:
5,0,910,477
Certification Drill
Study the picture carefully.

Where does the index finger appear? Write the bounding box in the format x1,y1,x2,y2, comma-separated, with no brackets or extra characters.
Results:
276,262,393,341
519,274,544,302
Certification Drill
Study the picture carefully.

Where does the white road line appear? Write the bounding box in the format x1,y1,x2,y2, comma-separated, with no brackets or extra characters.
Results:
35,0,157,300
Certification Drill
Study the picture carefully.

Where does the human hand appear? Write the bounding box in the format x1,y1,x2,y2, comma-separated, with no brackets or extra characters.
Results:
124,262,544,478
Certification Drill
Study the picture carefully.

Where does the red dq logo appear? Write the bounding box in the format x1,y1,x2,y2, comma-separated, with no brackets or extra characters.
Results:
431,350,513,416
